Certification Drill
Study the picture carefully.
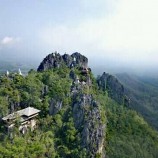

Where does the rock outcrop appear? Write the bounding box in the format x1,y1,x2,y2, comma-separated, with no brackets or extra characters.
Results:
72,93,105,158
49,98,63,115
37,52,88,71
97,72,125,105
70,66,105,157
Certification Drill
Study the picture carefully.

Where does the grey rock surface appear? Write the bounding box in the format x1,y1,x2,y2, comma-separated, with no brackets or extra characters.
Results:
97,72,125,104
37,52,88,71
72,93,105,157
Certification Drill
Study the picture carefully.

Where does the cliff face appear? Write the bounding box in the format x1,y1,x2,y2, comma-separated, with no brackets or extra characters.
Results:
97,72,125,105
49,98,62,115
72,93,105,157
71,70,105,157
37,52,88,71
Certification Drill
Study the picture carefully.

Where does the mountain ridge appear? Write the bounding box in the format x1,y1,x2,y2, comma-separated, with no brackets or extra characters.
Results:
116,73,158,130
0,52,158,157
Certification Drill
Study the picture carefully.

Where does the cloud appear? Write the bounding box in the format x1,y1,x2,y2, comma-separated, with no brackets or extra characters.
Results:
80,0,117,14
39,0,158,67
40,24,102,53
103,0,158,52
0,36,21,45
1,37,14,45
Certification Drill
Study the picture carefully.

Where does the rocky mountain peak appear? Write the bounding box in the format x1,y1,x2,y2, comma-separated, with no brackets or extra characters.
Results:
37,52,88,71
97,72,125,105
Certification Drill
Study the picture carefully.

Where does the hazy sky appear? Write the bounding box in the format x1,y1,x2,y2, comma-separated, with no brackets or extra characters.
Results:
0,0,158,73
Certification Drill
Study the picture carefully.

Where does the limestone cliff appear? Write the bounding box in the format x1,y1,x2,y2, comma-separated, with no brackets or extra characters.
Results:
97,72,125,105
37,52,88,71
72,93,105,157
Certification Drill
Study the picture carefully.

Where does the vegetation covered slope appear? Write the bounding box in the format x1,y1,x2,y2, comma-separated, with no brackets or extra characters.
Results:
0,68,89,157
0,52,158,158
116,73,158,130
104,96,158,158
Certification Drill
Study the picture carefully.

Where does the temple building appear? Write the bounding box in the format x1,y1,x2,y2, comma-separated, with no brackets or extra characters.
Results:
2,107,40,134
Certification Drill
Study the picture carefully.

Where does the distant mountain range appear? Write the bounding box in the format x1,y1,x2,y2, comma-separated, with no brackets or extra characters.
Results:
116,73,158,130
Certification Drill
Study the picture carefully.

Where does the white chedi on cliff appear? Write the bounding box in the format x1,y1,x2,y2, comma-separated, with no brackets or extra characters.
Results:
18,68,23,76
6,70,9,76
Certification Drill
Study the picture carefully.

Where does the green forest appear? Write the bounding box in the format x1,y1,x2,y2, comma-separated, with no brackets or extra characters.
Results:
0,63,158,158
